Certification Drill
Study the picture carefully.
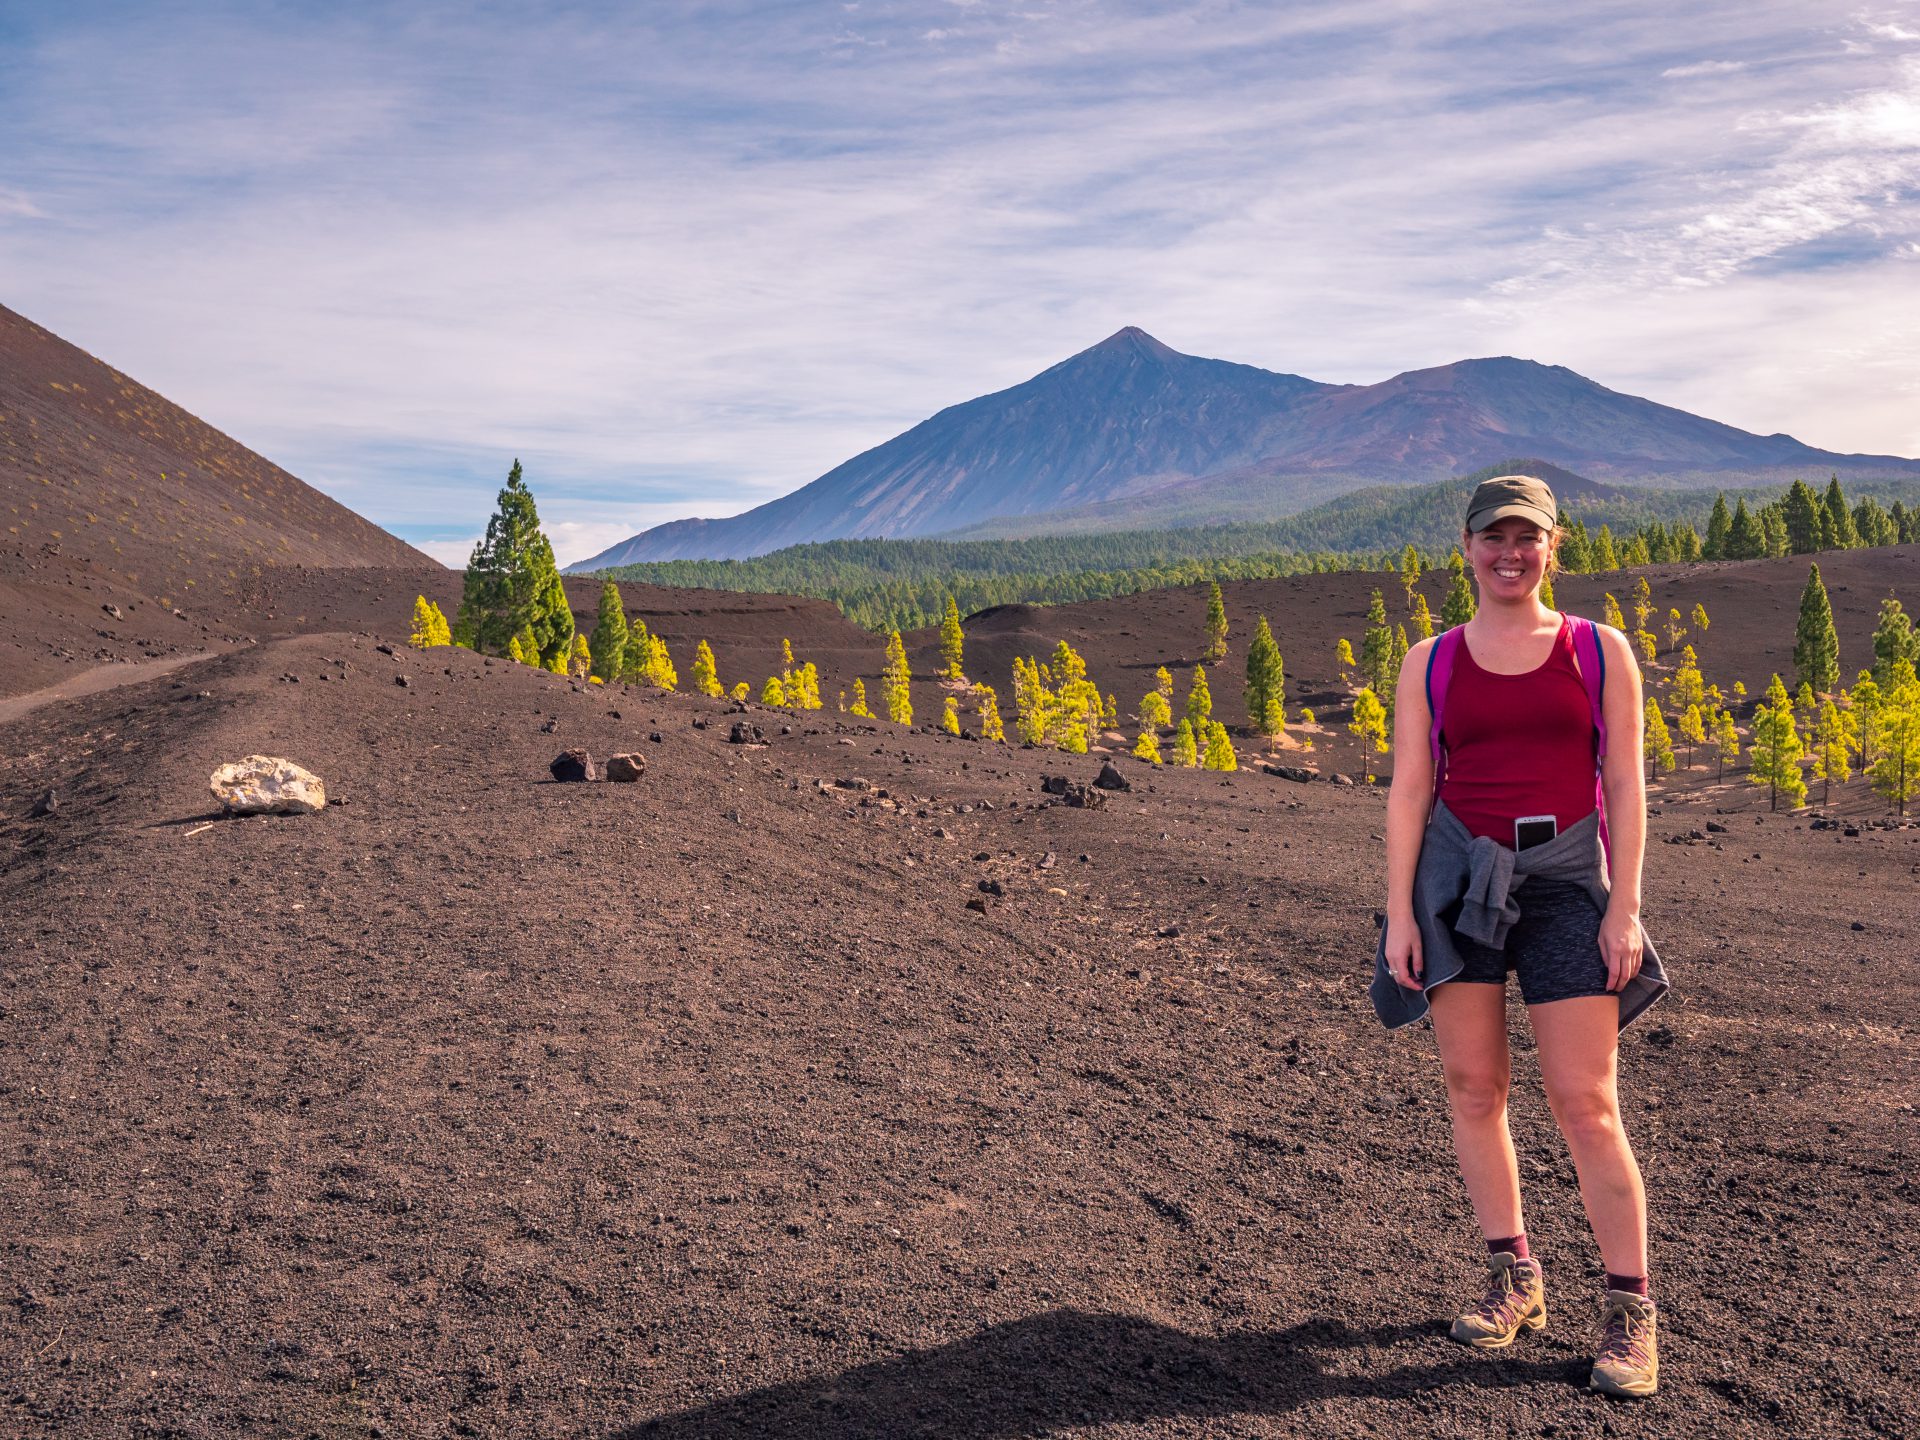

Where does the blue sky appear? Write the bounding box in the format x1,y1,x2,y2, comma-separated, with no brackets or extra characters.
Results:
2,1,1917,565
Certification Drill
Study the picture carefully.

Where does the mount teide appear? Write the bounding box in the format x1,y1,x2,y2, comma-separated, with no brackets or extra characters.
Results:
574,328,1918,567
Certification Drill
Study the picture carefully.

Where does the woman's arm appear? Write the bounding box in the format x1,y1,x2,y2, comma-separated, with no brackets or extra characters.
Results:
1596,624,1647,991
1383,636,1438,988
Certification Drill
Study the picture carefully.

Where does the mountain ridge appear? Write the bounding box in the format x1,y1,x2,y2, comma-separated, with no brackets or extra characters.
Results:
574,330,1916,567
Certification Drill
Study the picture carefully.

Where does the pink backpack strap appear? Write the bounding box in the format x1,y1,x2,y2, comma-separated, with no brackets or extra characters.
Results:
1566,615,1612,865
1425,627,1464,798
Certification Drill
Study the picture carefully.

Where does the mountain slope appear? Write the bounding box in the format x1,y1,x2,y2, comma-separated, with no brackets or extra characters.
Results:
573,328,1333,566
580,334,1920,563
0,302,433,594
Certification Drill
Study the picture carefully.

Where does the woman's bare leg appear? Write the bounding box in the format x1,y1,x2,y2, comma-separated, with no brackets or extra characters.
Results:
1428,982,1523,1240
1531,995,1648,1276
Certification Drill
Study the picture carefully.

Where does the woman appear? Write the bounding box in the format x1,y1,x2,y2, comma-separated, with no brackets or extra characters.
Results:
1372,474,1669,1398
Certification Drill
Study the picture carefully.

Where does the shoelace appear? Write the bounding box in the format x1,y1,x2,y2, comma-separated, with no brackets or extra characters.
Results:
1472,1264,1532,1325
1598,1305,1652,1364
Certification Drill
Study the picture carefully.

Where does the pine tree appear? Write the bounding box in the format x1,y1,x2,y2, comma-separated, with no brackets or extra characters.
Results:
1336,637,1356,682
1866,662,1920,815
1852,671,1884,771
512,621,539,669
1348,688,1388,782
1261,694,1286,750
1186,665,1212,730
1171,719,1199,767
1361,589,1395,694
1132,730,1162,765
690,639,723,697
975,684,1005,742
1678,704,1706,769
1663,608,1686,653
849,677,875,718
1399,544,1422,601
588,580,628,682
1644,699,1674,781
1059,721,1089,755
762,676,788,706
622,617,650,683
1713,708,1740,783
569,631,592,679
647,635,677,690
1621,534,1651,568
1727,498,1767,560
409,595,452,648
1703,494,1732,559
507,632,527,666
1603,593,1626,631
883,630,912,724
1630,577,1652,634
1748,674,1807,811
1810,698,1853,804
456,459,573,661
1440,559,1475,630
1244,615,1285,729
1676,525,1704,562
942,696,961,735
1822,477,1859,548
1593,526,1619,572
1691,602,1710,634
1672,645,1705,710
546,645,568,676
1871,596,1919,682
1794,564,1840,694
1783,479,1822,553
1155,666,1174,703
1408,591,1436,639
1102,692,1119,732
1389,625,1410,710
1204,582,1229,662
938,595,965,679
1202,722,1238,772
1140,689,1172,731
731,681,750,702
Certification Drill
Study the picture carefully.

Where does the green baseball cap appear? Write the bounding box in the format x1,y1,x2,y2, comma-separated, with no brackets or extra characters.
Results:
1466,473,1557,532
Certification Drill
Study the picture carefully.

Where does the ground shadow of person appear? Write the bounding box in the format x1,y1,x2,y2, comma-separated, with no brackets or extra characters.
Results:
609,1308,1579,1438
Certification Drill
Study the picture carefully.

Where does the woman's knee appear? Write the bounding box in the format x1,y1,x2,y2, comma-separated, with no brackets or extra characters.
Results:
1443,1067,1510,1121
1549,1085,1623,1143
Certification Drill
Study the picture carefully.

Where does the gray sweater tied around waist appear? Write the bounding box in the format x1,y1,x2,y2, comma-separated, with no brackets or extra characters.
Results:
1371,801,1669,1030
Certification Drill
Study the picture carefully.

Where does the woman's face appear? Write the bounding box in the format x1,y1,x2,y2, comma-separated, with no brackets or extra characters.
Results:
1464,517,1553,602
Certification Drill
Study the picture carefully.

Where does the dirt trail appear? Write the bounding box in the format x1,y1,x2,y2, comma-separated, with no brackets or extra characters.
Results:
0,649,222,725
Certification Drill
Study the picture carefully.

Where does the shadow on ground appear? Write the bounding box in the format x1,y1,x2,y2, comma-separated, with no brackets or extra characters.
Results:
611,1309,1584,1438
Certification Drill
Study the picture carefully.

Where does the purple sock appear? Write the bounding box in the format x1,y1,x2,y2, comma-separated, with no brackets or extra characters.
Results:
1606,1272,1650,1298
1487,1233,1530,1261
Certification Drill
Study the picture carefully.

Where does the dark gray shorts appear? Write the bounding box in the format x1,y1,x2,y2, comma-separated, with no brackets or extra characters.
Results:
1448,878,1611,1006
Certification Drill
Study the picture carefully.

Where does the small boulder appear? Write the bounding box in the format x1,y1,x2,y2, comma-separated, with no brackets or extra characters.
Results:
540,718,560,734
1263,764,1316,783
728,721,765,745
605,753,647,782
102,603,122,620
28,789,57,818
1327,772,1355,787
549,749,596,783
210,756,327,814
1093,762,1131,792
1040,775,1070,796
1061,782,1106,810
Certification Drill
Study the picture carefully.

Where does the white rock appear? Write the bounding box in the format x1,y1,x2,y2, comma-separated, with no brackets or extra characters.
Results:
210,756,327,814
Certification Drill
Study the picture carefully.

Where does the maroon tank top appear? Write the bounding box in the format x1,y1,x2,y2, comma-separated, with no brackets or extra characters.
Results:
1437,616,1599,845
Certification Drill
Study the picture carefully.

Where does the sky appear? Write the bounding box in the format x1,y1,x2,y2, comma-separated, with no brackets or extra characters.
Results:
2,1,1917,567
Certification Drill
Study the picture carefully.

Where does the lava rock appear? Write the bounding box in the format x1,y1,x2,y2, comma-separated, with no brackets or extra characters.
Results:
549,749,596,783
1263,764,1316,783
979,879,1004,896
1327,773,1356,786
1093,762,1132,792
605,753,647,782
727,721,765,745
394,674,410,688
210,756,327,814
28,788,57,818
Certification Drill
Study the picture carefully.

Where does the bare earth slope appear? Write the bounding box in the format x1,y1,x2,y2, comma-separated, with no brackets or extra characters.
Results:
3,553,1916,1438
0,302,433,695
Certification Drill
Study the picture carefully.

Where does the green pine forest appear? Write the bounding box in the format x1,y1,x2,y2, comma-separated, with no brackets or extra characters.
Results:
585,462,1920,632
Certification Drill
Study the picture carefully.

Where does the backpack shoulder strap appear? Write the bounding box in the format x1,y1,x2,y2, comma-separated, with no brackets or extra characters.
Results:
1426,628,1464,795
1567,615,1607,757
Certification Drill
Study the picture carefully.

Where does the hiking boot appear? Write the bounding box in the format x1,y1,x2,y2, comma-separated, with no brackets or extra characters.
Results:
1450,1252,1546,1348
1590,1290,1658,1397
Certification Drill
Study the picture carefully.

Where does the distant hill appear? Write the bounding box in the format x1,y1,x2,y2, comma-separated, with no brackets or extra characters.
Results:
0,302,433,600
574,330,1920,565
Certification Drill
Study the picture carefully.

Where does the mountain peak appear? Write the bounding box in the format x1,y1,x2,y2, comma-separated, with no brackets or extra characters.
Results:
1080,325,1181,362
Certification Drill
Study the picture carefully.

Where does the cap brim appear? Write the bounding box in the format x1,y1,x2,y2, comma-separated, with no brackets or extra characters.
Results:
1467,501,1556,531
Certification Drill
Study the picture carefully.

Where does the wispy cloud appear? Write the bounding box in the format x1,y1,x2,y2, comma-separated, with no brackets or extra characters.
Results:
2,2,1916,565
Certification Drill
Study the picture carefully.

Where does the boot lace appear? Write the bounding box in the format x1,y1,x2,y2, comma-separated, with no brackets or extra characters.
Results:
1469,1261,1533,1327
1597,1301,1652,1366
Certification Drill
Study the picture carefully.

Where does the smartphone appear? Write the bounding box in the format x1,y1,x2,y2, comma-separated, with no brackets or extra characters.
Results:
1515,815,1557,851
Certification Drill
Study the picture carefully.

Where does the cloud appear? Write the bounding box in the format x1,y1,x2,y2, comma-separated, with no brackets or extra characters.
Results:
1662,59,1747,78
1,0,1915,562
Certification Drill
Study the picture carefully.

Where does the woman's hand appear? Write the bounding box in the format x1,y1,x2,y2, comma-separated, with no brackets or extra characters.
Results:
1384,913,1424,991
1599,903,1644,992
